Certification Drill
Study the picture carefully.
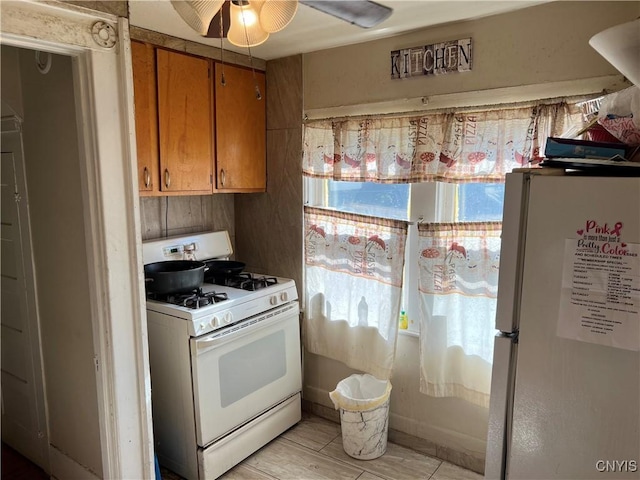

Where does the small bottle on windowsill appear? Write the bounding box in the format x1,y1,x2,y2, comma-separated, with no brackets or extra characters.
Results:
399,310,408,330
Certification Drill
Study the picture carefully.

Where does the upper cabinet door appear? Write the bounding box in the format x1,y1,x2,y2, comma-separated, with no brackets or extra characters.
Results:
157,49,213,194
214,63,266,192
131,41,159,194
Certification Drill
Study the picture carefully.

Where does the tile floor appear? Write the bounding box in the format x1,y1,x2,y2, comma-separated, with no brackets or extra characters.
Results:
161,412,483,480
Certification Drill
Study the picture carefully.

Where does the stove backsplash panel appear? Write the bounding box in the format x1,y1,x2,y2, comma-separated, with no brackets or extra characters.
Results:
140,194,235,243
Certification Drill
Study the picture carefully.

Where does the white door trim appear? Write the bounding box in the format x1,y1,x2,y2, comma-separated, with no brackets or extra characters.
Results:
1,2,153,478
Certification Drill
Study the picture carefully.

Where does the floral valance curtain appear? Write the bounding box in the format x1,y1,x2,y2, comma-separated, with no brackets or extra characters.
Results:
303,102,583,183
417,222,502,408
304,207,408,380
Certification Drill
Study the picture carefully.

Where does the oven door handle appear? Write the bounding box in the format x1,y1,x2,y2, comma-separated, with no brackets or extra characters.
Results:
193,304,299,355
195,317,279,352
195,336,225,350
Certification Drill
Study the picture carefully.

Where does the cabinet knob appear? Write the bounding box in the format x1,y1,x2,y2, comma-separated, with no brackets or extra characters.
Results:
164,169,171,189
220,169,225,187
143,167,150,188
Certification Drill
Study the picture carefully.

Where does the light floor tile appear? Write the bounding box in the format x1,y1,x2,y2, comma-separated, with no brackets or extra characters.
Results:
219,463,277,480
245,438,364,480
431,461,484,480
280,411,341,451
320,436,442,480
357,472,387,480
157,414,482,480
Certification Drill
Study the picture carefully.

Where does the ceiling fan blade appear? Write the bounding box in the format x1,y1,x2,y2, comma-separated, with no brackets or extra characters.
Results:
204,1,231,38
171,0,225,36
299,0,392,28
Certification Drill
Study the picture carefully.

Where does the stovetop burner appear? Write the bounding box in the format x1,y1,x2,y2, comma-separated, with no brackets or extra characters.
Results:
149,288,228,309
211,272,278,291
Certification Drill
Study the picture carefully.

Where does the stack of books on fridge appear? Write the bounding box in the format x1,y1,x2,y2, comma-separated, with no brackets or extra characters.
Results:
540,137,640,174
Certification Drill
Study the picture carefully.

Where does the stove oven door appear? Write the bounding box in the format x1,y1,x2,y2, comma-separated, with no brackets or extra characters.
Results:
190,302,302,447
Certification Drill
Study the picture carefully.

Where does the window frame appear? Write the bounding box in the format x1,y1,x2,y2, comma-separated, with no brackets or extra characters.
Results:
304,179,506,334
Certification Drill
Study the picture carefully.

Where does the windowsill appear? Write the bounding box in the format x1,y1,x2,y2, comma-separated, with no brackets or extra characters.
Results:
398,329,419,338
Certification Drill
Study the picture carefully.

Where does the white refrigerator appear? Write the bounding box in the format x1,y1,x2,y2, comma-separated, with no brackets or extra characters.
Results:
485,168,640,479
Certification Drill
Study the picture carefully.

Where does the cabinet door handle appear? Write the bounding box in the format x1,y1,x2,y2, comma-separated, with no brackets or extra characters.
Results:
164,169,171,189
220,169,225,187
144,167,150,188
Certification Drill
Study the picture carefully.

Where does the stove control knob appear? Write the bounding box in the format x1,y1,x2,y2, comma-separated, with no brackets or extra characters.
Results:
270,295,278,306
199,323,206,332
223,312,233,325
210,317,219,329
280,292,288,302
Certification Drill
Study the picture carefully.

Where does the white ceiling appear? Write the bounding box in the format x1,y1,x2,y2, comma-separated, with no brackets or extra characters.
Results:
129,0,550,61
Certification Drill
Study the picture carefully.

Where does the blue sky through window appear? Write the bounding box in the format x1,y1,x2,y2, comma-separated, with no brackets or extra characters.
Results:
457,183,505,222
328,180,410,220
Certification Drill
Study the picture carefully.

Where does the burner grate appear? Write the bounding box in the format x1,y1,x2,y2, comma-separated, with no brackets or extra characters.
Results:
149,288,228,309
213,272,278,291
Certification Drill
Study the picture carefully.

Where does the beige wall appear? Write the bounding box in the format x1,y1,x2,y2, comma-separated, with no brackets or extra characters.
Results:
1,47,24,117
235,55,304,291
304,1,639,110
63,1,128,17
4,46,103,476
299,1,639,473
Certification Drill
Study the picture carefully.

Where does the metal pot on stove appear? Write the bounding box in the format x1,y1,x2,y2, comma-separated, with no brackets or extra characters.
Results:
203,260,246,284
144,260,208,294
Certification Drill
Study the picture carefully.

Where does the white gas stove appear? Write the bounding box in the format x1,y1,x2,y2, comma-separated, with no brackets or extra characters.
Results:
142,231,302,480
145,278,298,337
143,230,298,336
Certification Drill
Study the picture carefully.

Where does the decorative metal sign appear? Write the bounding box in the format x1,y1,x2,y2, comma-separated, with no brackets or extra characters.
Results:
391,38,472,80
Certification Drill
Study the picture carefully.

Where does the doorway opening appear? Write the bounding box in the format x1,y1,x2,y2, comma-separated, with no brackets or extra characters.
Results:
1,4,154,476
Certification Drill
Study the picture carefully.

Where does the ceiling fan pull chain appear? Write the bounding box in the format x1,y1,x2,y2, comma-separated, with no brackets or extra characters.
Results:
245,47,262,100
219,11,226,86
241,7,262,100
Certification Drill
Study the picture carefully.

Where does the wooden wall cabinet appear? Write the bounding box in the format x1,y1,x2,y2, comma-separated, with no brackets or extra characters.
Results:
131,43,266,196
131,41,159,194
156,48,213,194
214,63,266,193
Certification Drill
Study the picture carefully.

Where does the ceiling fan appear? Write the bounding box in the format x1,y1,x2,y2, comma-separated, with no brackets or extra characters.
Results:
171,0,393,48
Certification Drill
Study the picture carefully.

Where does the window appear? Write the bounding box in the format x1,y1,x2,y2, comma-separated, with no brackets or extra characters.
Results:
310,180,411,220
458,183,505,222
430,182,505,223
303,96,592,405
311,180,505,222
305,178,505,334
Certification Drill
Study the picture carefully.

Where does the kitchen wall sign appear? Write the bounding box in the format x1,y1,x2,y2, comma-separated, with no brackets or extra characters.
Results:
391,38,472,80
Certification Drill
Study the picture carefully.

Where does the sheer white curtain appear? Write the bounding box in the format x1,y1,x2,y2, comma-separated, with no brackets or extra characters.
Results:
417,222,502,407
302,99,589,398
304,207,408,380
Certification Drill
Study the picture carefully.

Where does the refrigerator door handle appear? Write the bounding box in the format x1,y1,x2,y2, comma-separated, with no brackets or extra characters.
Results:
485,332,519,480
503,333,519,479
495,173,531,333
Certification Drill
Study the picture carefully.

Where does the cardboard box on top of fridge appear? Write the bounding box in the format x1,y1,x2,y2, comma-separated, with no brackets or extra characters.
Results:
544,137,627,160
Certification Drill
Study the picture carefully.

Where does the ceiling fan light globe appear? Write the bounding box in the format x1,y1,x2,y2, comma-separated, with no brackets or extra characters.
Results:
240,7,259,26
258,0,298,33
228,1,270,47
171,0,225,36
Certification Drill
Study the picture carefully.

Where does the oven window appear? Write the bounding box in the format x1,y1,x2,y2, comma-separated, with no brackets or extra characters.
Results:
218,330,287,407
